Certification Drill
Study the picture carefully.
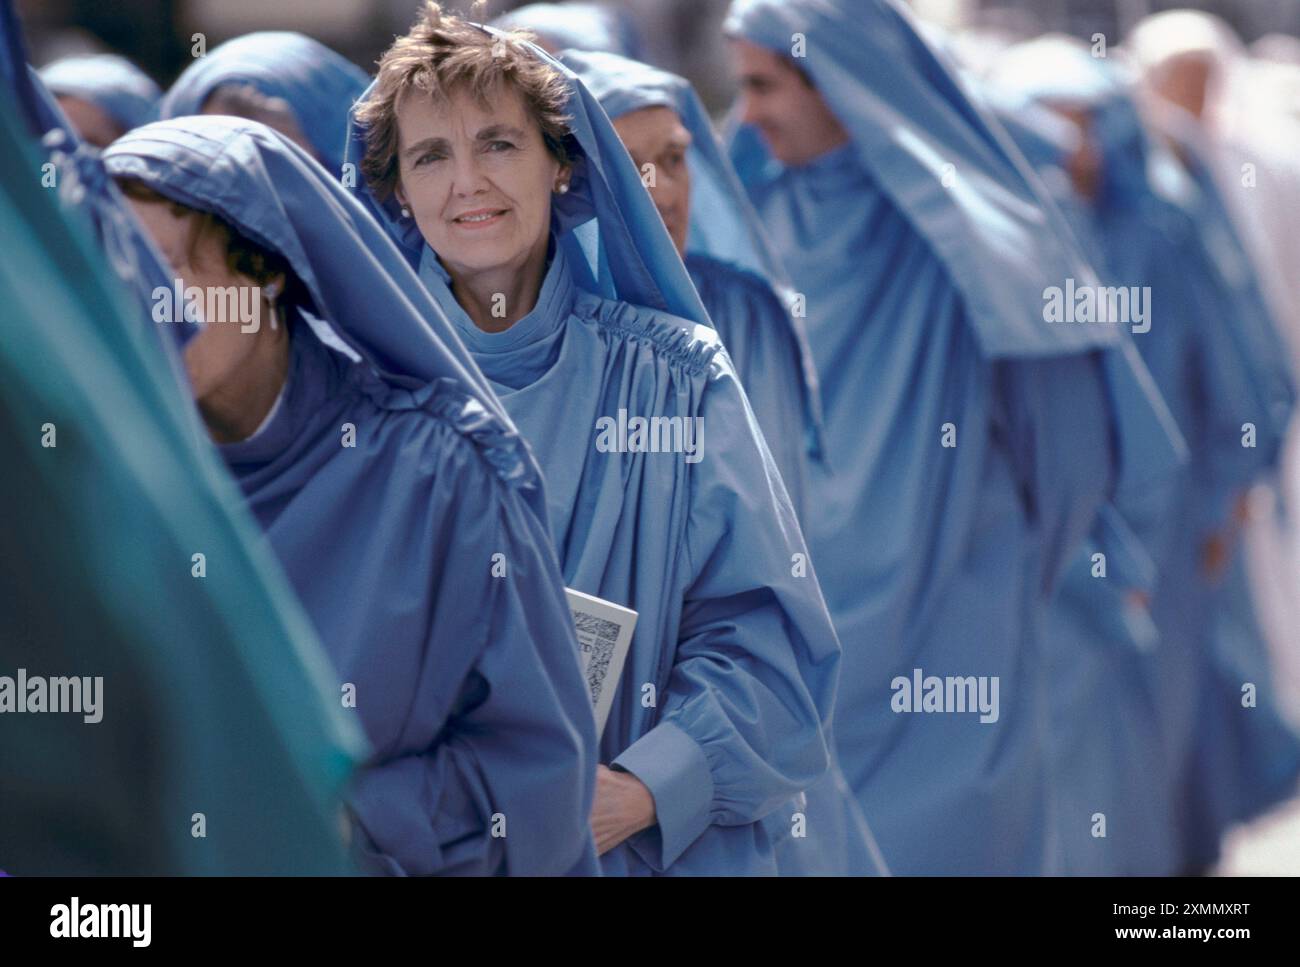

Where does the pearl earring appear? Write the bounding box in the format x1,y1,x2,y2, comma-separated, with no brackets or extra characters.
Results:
556,182,569,195
400,206,412,218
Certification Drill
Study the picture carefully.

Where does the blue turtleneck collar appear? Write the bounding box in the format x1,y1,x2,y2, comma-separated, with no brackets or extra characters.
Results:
419,236,578,391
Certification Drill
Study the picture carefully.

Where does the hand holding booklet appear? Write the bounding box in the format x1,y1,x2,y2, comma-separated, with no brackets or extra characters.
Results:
564,589,637,738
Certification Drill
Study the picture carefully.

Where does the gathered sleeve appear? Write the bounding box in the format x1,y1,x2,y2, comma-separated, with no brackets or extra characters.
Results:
613,347,838,869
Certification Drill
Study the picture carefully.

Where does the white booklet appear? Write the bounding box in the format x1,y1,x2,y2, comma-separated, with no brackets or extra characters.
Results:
565,588,637,738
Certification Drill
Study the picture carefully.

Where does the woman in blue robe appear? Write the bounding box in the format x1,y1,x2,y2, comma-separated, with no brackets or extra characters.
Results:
346,5,839,875
40,52,159,147
725,0,1182,874
562,48,883,875
159,32,367,178
562,50,822,520
103,114,600,876
989,37,1300,872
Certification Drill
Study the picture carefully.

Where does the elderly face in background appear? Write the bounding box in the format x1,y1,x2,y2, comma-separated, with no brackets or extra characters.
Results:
729,38,848,168
611,105,691,255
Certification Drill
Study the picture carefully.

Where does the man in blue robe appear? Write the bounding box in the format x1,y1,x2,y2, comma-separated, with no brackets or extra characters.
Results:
726,0,1180,874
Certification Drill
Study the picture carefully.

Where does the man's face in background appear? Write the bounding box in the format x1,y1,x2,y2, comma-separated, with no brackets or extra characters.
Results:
730,38,849,168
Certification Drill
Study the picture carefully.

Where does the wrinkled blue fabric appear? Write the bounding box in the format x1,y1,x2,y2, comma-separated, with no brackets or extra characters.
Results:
160,32,367,178
727,0,1182,874
0,3,364,874
972,42,1185,875
349,28,843,875
41,53,160,132
103,116,601,876
562,47,880,875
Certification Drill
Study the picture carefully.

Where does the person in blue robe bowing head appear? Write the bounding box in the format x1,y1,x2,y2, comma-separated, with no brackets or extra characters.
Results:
40,53,160,147
347,2,840,876
159,32,367,179
102,114,600,876
725,0,1182,874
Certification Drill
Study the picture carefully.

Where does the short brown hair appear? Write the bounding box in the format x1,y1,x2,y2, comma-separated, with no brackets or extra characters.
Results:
115,177,306,306
356,1,573,201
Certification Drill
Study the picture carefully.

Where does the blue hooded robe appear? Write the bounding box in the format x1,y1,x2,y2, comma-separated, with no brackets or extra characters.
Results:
159,32,367,179
727,0,1182,874
989,37,1300,870
40,52,160,134
103,115,602,876
347,26,843,875
492,2,644,60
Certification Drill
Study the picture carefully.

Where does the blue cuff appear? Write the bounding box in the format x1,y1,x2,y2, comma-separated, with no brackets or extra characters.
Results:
613,720,714,869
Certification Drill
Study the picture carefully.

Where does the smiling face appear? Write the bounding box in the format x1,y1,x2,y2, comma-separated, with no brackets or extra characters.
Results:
611,105,692,255
393,81,565,282
730,38,849,168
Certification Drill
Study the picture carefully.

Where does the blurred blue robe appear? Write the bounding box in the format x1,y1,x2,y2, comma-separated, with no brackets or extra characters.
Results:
104,116,601,876
40,52,159,133
160,32,366,178
492,3,644,59
968,43,1185,875
348,28,842,875
989,40,1299,869
727,0,1181,874
0,4,364,874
